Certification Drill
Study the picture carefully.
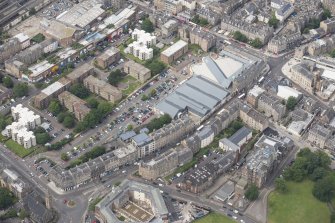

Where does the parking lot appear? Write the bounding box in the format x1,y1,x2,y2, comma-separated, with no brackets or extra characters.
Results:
64,68,188,164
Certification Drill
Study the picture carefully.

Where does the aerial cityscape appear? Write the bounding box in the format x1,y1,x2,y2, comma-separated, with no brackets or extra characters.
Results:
0,0,335,222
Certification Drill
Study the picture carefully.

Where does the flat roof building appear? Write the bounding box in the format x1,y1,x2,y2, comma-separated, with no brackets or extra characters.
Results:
26,60,55,82
58,91,91,121
66,63,94,84
123,60,151,83
96,47,120,69
2,104,41,148
155,75,229,120
125,29,157,60
277,85,302,100
34,77,71,109
56,0,105,28
83,75,122,103
161,40,188,64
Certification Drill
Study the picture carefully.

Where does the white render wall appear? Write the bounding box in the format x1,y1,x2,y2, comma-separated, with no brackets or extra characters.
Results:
3,104,40,148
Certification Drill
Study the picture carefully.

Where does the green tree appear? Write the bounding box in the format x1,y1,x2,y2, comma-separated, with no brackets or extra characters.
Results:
286,96,297,111
147,114,172,132
322,8,332,20
69,83,90,99
36,133,51,145
191,15,200,24
268,14,279,29
150,89,157,97
97,101,113,115
310,167,328,181
87,97,99,108
0,114,10,130
245,184,259,201
2,77,13,88
29,8,36,16
61,152,69,161
145,60,166,74
57,112,66,123
18,209,28,219
233,31,248,43
275,178,288,193
127,124,133,131
63,115,75,128
141,94,149,101
108,69,123,86
250,38,263,49
312,175,335,202
331,212,335,223
141,18,154,33
48,100,62,116
0,187,15,210
13,83,29,97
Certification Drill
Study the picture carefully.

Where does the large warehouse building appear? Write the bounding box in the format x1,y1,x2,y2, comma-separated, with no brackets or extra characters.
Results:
155,75,229,120
155,48,265,121
190,50,255,88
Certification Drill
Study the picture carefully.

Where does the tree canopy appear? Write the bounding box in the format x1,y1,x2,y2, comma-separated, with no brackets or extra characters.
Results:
250,38,263,49
74,101,113,133
0,114,12,131
13,83,29,97
144,60,166,75
322,8,332,20
147,114,172,132
61,152,69,161
87,97,99,109
233,31,248,43
286,96,297,111
312,175,335,202
108,69,123,86
63,115,75,128
245,184,259,201
282,148,334,202
268,14,279,29
191,15,209,26
0,187,16,210
275,178,288,193
69,83,90,99
141,18,154,33
48,100,62,116
2,77,13,88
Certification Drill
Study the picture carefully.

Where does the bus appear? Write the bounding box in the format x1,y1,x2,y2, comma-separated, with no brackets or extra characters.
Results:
238,93,246,99
224,40,232,45
196,125,204,131
258,76,265,84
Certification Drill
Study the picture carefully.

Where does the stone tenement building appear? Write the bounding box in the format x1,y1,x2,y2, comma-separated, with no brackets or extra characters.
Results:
221,16,274,44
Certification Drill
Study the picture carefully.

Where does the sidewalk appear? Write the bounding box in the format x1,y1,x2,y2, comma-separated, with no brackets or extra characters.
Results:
245,187,274,223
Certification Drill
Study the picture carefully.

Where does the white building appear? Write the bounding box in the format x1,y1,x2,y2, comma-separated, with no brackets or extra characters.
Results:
271,0,286,10
14,33,30,50
2,104,41,148
275,3,294,22
277,85,302,100
125,29,157,60
198,126,214,148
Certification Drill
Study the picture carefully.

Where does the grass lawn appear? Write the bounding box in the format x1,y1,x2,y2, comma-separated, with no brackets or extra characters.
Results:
193,212,235,223
5,139,35,158
0,134,8,142
120,75,137,83
189,44,203,55
122,81,141,96
118,44,145,65
268,180,330,223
